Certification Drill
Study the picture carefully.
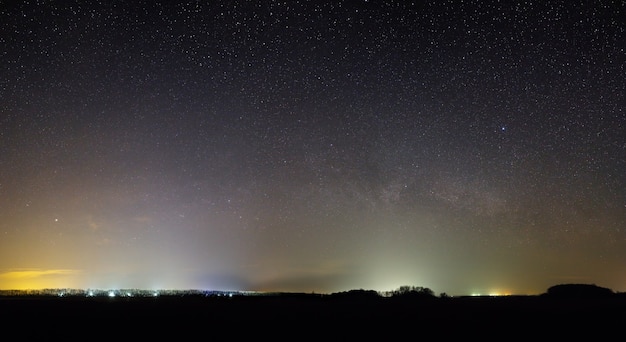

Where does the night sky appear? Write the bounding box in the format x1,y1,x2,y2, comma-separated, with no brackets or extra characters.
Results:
1,1,624,296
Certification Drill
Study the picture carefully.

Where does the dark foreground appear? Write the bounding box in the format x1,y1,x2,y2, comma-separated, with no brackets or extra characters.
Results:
3,294,625,339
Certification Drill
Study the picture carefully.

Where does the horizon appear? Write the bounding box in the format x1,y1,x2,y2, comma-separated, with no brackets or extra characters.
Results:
0,266,607,296
0,269,618,297
0,283,621,298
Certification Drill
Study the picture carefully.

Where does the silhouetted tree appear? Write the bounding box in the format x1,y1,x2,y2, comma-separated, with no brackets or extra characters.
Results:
391,286,436,299
330,289,380,300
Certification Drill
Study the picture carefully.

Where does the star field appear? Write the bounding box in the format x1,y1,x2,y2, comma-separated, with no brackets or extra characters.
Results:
0,1,624,295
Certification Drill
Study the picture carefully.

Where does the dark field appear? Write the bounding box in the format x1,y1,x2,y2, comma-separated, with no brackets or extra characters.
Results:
2,293,625,339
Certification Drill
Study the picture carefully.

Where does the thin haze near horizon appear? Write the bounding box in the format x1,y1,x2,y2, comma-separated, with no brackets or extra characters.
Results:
1,1,624,296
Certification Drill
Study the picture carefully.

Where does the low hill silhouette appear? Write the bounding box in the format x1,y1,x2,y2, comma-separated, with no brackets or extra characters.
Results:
545,283,615,298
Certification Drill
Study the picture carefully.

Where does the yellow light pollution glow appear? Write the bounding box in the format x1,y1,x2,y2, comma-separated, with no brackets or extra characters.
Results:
0,269,82,290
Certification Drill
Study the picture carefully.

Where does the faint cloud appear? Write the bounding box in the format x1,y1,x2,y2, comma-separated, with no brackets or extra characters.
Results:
0,269,82,279
379,180,411,206
133,216,153,223
248,259,351,293
96,237,114,246
86,215,101,232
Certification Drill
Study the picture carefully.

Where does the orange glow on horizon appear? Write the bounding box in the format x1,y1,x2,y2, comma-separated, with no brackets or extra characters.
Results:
0,269,82,290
